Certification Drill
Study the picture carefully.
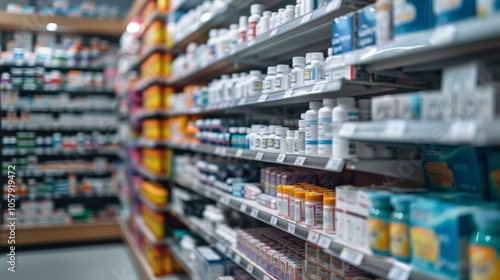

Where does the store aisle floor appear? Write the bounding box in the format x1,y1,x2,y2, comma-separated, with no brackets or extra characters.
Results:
0,243,140,280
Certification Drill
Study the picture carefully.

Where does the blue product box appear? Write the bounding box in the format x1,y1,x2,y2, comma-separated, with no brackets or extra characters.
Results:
332,13,356,55
410,197,478,280
393,0,433,37
421,146,486,197
357,4,376,49
434,0,477,26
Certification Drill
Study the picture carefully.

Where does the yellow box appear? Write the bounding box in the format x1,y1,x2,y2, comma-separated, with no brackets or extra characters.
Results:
142,119,162,140
144,85,164,109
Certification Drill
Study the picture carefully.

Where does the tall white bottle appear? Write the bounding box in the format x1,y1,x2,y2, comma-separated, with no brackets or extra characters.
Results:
305,101,322,155
263,66,277,94
318,98,336,156
247,4,265,41
290,56,305,88
332,98,359,158
304,53,313,85
275,64,290,91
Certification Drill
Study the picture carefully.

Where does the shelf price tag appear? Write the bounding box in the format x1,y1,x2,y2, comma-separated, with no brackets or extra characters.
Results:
270,216,278,226
383,120,407,138
317,236,332,249
240,204,248,212
220,148,227,155
250,208,259,218
216,242,227,254
430,24,457,46
338,123,356,137
287,223,296,234
325,0,341,13
325,158,345,172
234,254,242,264
276,154,286,163
307,231,320,244
238,98,247,105
269,28,279,37
311,82,327,93
235,149,244,157
255,152,264,160
448,120,477,143
284,88,293,98
258,94,268,102
214,147,222,154
294,156,306,166
340,248,364,266
246,263,254,274
219,196,230,205
300,12,313,24
388,265,411,280
263,276,271,280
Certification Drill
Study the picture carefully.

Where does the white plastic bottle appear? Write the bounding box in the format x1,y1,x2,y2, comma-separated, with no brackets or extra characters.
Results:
261,126,270,151
275,64,290,91
302,0,314,15
248,70,263,96
357,99,376,159
254,127,263,150
277,8,285,26
304,53,313,85
325,47,334,81
310,52,325,84
227,24,239,53
274,127,288,153
267,125,280,151
207,29,218,60
263,66,277,94
295,0,302,18
283,5,295,23
258,11,272,35
318,98,336,156
291,56,305,88
247,4,264,41
305,101,322,155
270,12,277,30
332,98,359,158
238,16,248,44
234,72,247,99
285,130,295,153
247,125,261,150
298,120,306,154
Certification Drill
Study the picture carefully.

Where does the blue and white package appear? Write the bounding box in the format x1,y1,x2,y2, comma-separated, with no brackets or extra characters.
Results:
357,5,377,48
393,0,433,37
433,0,477,26
332,13,356,55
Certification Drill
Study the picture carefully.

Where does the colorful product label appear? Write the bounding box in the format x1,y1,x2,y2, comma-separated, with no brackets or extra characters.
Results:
390,222,410,259
304,69,312,81
469,245,500,280
368,218,390,253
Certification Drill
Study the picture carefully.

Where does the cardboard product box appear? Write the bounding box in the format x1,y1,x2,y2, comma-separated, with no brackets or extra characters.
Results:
332,13,357,55
357,4,376,49
195,246,225,280
393,0,433,37
330,257,368,278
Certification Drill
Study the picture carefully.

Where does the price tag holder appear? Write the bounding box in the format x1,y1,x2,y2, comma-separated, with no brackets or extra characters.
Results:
235,149,244,157
387,265,411,280
269,28,279,37
255,152,264,160
338,123,357,137
219,196,230,205
307,231,320,244
448,120,477,143
270,216,278,226
240,204,248,212
214,147,222,154
258,94,268,102
311,82,327,93
220,148,227,155
340,247,364,266
250,208,259,218
287,223,296,234
263,276,271,280
246,263,254,274
300,12,313,24
276,154,286,163
325,158,345,172
284,88,293,98
238,98,247,106
325,0,341,13
383,120,407,138
430,24,457,46
234,254,242,264
216,242,227,254
317,236,332,249
294,156,306,166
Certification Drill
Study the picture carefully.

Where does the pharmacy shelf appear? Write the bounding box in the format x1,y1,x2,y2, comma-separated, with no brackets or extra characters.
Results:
17,88,115,97
328,16,500,72
169,208,217,244
121,222,188,280
135,77,169,92
2,123,118,132
337,119,500,146
134,215,170,246
140,138,424,183
140,195,170,212
1,105,115,113
168,241,201,280
2,148,120,158
2,193,117,201
168,1,367,87
171,0,203,11
175,178,440,280
138,45,169,67
0,220,121,246
0,62,106,72
139,10,168,39
1,168,113,178
132,163,171,183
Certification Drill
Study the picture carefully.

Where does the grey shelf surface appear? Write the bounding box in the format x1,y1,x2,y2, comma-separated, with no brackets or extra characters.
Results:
2,148,120,157
139,138,424,183
168,241,202,280
2,122,118,131
175,178,441,280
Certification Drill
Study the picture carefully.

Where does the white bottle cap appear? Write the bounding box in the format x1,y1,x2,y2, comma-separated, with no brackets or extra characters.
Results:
286,5,295,10
323,98,336,107
250,70,262,76
287,130,295,137
232,73,240,78
229,127,238,133
239,16,248,27
209,29,218,38
239,127,247,134
309,101,323,109
240,72,248,77
305,53,313,64
312,52,324,59
328,47,332,56
294,130,300,137
358,99,371,108
276,64,290,73
251,4,265,15
276,127,288,134
230,24,238,30
337,97,356,107
298,120,305,127
218,28,228,36
221,74,230,80
272,12,278,16
263,11,272,16
292,56,305,67
260,127,269,134
267,66,277,75
301,113,305,119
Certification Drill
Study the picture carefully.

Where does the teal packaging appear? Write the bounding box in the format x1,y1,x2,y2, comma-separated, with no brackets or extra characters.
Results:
357,4,376,49
422,146,486,197
332,13,356,55
410,197,478,279
487,148,500,200
434,0,477,26
393,0,433,37
390,194,415,262
469,209,500,280
367,192,392,256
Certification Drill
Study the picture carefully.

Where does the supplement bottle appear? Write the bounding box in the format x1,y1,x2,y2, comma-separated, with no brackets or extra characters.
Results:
469,209,500,280
367,192,391,256
305,192,323,229
247,124,262,150
248,70,263,96
318,98,336,156
253,126,264,150
282,186,294,219
323,195,336,233
302,0,314,15
288,187,302,221
247,4,264,41
277,8,285,26
283,5,295,23
304,53,313,85
238,16,248,44
275,64,290,91
259,11,272,35
285,130,295,153
325,47,333,81
270,12,277,30
332,97,359,158
263,66,277,94
358,99,376,158
277,185,284,216
298,120,306,154
267,125,280,151
295,0,302,18
260,126,270,150
229,127,238,148
238,127,247,149
390,194,414,262
274,127,288,153
310,52,325,83
291,56,305,88
305,101,322,155
376,0,392,45
293,130,300,153
294,190,307,224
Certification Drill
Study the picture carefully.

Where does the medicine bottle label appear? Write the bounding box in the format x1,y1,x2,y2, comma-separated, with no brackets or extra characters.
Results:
323,208,335,231
268,138,274,149
305,204,323,227
277,196,283,215
304,69,311,82
262,139,267,149
291,72,297,84
248,22,257,40
368,218,390,254
265,79,272,90
275,78,282,89
295,200,305,222
274,139,280,150
389,222,409,259
251,81,262,91
254,138,260,148
469,245,500,280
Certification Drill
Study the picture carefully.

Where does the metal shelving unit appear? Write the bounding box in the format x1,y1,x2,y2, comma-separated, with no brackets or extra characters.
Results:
134,215,170,246
1,168,113,178
2,148,120,157
17,88,115,97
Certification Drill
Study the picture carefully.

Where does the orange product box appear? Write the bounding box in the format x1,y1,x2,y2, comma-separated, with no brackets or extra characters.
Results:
141,52,164,79
142,204,167,238
142,148,166,175
143,85,164,109
163,53,172,78
142,119,162,140
157,0,169,12
163,86,174,109
141,180,169,206
144,20,165,46
162,119,170,140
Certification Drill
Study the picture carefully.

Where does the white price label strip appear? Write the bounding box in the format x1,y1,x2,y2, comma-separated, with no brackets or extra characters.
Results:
234,254,242,264
258,94,268,102
240,204,247,212
276,154,286,163
294,156,306,166
338,123,356,136
311,82,327,93
255,152,264,160
246,263,254,274
235,149,244,157
325,0,341,13
325,158,345,172
307,231,320,244
269,28,279,37
220,148,227,155
263,276,271,280
340,247,364,266
219,196,230,205
239,98,247,105
288,223,296,234
300,12,313,24
284,88,293,98
388,265,411,280
270,216,278,226
317,236,332,249
214,147,221,154
448,120,477,142
250,208,259,218
216,242,227,254
384,120,407,138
